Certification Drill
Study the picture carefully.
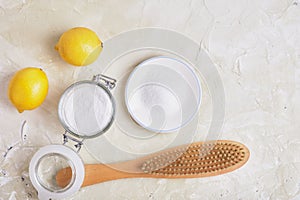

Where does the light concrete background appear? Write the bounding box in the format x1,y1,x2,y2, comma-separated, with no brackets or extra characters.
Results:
0,0,299,199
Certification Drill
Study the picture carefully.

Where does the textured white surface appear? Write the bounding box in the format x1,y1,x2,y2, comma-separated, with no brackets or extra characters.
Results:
0,0,299,199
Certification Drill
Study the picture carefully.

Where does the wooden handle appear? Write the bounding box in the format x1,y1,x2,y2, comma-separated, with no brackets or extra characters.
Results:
56,164,147,188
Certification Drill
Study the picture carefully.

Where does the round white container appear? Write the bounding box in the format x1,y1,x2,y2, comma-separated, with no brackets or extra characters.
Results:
125,56,201,133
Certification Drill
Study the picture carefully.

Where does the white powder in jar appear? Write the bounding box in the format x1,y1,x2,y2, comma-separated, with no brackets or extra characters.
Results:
59,82,114,137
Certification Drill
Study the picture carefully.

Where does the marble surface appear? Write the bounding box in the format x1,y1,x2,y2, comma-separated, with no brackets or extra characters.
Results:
0,0,299,199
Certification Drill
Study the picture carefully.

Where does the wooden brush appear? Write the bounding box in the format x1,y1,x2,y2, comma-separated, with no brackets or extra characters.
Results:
56,140,249,188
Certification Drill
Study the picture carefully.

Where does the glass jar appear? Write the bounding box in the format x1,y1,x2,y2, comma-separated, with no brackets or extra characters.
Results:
29,74,116,200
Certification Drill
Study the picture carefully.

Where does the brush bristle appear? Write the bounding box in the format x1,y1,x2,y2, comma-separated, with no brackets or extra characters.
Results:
141,141,248,176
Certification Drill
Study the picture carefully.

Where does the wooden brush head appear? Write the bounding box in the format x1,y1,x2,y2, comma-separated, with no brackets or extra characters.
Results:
141,140,249,177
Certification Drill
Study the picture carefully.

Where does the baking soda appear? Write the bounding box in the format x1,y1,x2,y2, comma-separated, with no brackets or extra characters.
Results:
59,83,114,137
128,83,182,132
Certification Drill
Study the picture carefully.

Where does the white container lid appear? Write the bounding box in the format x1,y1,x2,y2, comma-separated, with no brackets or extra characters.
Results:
29,145,85,200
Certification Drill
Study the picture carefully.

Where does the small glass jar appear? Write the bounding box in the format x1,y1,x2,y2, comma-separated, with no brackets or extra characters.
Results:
29,74,116,200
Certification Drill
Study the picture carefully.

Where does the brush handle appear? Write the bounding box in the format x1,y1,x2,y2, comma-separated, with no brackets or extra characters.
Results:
56,164,150,187
56,163,196,188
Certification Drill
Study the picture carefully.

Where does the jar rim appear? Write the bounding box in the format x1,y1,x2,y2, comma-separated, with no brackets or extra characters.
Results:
29,145,85,199
58,80,116,139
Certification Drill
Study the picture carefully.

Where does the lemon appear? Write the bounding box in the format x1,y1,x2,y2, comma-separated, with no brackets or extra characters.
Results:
55,27,103,66
8,67,49,113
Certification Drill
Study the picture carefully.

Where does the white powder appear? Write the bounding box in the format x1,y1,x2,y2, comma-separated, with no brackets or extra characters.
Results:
126,60,199,133
127,83,182,132
59,82,114,137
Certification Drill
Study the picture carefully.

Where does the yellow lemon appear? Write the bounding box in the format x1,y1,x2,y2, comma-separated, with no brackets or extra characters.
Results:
8,67,49,113
55,27,103,66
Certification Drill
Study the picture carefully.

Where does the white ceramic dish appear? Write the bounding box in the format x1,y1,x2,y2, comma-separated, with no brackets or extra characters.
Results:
125,56,201,133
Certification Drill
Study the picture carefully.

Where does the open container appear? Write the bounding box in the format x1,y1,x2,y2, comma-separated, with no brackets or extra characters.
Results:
125,56,201,133
29,74,116,200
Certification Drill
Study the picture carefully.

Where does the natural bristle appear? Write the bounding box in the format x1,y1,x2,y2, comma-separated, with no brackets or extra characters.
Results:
141,141,249,177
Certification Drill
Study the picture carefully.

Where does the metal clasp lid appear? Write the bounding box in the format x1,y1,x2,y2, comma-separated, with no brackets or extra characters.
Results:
92,74,116,89
63,131,85,152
